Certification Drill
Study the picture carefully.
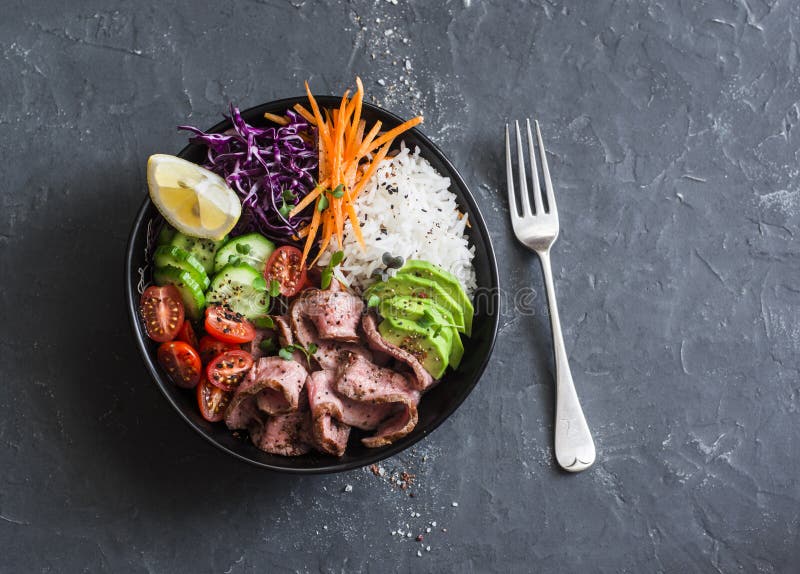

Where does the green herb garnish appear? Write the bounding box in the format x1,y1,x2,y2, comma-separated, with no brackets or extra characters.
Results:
235,243,251,255
279,342,318,368
269,279,282,297
318,195,329,211
253,316,275,329
367,294,381,308
321,250,345,289
332,184,345,198
252,275,267,290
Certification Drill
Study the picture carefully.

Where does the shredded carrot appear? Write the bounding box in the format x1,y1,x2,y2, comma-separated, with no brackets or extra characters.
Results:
301,207,321,264
292,103,316,125
365,116,423,155
290,180,328,218
351,141,392,199
298,78,423,266
263,112,289,126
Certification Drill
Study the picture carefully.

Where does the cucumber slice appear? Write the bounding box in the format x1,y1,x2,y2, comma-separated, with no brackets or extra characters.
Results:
206,264,270,319
153,265,206,320
213,233,276,274
170,232,227,274
153,245,210,290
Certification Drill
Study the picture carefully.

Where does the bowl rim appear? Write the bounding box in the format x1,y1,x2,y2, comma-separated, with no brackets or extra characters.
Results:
125,95,500,473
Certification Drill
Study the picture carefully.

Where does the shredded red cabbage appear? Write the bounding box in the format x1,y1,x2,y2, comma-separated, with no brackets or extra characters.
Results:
178,105,318,240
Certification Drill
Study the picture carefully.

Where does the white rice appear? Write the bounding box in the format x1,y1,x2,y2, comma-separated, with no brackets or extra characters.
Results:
328,143,476,296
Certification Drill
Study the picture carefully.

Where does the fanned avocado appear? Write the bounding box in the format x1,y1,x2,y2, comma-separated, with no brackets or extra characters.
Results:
378,296,464,368
365,275,467,334
378,316,451,379
396,260,474,336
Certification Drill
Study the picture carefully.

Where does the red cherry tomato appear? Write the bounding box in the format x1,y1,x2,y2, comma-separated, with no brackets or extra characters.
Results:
198,335,240,365
264,246,307,297
176,320,198,349
140,285,184,342
204,305,256,344
206,350,254,392
197,377,231,422
157,341,202,388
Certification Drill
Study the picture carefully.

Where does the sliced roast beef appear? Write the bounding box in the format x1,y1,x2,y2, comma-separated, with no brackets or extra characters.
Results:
245,316,293,360
307,370,395,430
251,409,313,456
224,357,307,429
311,410,351,457
290,295,371,370
361,311,435,391
251,357,307,415
310,290,364,341
336,353,421,448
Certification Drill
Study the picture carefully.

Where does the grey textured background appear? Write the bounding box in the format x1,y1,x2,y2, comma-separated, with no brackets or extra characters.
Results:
1,0,799,572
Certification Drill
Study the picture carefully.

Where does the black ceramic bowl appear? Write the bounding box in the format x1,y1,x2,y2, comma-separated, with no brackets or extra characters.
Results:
126,96,499,473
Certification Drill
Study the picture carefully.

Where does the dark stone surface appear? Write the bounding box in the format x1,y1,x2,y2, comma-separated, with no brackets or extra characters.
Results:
1,0,798,571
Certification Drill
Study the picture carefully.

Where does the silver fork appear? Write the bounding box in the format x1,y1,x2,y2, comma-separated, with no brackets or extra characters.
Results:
505,119,596,473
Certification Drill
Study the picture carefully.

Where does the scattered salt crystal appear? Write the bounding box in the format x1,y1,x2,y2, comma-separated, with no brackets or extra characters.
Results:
426,546,431,552
406,532,413,538
431,521,437,527
323,525,328,530
398,529,405,535
426,527,431,533
391,530,397,536
452,502,459,507
344,484,353,492
417,550,422,557
385,29,394,36
405,59,412,70
377,79,386,86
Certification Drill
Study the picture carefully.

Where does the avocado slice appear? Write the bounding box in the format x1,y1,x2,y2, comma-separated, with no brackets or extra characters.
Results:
378,316,451,379
378,296,464,368
396,260,474,336
365,275,467,335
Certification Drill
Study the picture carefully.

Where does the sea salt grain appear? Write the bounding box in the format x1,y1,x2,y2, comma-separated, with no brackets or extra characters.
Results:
344,484,353,492
377,79,386,86
417,550,422,557
452,502,459,507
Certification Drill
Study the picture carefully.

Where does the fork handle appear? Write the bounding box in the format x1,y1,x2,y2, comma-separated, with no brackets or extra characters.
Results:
537,249,596,472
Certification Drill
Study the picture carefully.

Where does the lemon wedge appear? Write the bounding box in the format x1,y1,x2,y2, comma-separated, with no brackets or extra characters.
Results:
147,154,241,240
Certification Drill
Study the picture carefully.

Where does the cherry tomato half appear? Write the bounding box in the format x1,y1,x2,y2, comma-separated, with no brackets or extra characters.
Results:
157,340,202,388
206,350,254,392
265,245,307,297
204,305,256,344
198,335,240,365
197,377,232,422
176,320,198,349
140,285,185,342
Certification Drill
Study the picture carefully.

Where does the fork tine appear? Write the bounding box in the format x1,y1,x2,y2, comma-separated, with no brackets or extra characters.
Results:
526,119,544,215
505,124,517,217
514,121,532,215
534,120,557,214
